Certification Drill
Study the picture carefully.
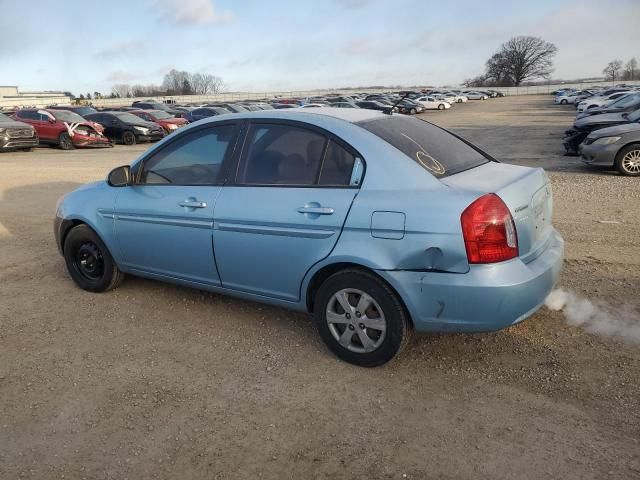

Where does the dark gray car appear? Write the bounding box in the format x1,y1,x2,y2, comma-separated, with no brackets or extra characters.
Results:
0,112,39,151
563,108,640,154
580,122,640,176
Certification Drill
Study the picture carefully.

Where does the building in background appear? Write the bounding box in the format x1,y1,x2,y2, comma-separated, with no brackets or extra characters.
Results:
0,86,71,109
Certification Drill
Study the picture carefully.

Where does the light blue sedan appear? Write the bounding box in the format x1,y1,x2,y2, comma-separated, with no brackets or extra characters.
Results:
54,108,564,366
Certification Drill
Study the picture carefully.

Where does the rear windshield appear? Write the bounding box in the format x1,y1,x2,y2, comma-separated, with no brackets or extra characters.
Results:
357,115,489,177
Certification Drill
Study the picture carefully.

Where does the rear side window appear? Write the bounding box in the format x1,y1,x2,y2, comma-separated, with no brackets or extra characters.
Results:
319,140,356,186
357,116,489,177
239,124,326,185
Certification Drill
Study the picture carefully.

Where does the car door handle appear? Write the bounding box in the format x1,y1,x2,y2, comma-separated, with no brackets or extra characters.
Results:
297,206,334,215
179,200,207,208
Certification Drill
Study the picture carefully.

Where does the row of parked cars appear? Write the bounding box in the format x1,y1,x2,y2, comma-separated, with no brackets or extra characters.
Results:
0,88,505,152
554,86,640,176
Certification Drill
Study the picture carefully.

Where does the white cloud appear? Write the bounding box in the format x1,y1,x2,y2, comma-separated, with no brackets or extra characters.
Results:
105,70,139,82
96,40,146,60
154,0,233,26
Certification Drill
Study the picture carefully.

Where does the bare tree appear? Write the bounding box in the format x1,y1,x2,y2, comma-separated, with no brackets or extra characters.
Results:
111,84,132,98
603,60,623,82
623,58,637,81
466,36,557,87
162,69,191,95
496,36,557,86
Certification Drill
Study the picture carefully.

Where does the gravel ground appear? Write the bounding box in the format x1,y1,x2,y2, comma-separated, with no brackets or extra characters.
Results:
0,95,638,479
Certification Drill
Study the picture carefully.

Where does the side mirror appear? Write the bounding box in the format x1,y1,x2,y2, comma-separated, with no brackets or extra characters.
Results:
48,118,56,124
108,165,131,187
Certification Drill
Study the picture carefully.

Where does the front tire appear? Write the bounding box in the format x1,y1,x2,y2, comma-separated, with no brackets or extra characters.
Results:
58,132,74,150
438,104,444,110
313,269,411,367
63,225,125,292
122,131,137,145
560,99,568,105
615,144,640,176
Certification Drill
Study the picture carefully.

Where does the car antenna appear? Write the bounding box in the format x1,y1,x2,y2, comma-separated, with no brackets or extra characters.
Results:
382,92,411,115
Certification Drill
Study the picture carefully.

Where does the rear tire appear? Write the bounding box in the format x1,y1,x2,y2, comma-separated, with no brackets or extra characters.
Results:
615,144,640,176
63,224,125,292
122,131,137,145
438,104,444,110
58,132,74,150
313,269,411,367
561,99,568,105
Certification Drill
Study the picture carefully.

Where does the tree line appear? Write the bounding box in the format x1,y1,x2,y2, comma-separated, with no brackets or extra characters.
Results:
111,69,225,98
602,58,637,83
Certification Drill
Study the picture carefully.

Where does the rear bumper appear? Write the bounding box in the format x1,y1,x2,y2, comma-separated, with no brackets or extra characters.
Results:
379,229,564,333
579,143,618,167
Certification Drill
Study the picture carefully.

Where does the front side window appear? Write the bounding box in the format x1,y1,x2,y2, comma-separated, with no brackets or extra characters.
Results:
238,124,326,185
139,125,236,185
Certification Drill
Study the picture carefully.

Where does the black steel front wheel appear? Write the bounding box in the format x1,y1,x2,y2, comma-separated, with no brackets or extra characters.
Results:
63,225,125,292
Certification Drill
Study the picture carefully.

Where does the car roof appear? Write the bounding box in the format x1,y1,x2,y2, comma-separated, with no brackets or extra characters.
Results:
201,107,387,124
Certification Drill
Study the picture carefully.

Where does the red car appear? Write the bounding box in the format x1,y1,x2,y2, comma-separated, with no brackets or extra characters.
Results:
12,109,111,149
129,109,188,134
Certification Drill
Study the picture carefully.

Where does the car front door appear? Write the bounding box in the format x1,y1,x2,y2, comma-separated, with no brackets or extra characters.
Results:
114,123,239,285
213,121,363,301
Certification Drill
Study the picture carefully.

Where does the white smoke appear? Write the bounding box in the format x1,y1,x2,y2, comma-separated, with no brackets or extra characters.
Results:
545,289,640,344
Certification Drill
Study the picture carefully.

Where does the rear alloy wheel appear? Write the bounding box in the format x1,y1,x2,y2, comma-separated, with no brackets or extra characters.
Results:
63,224,125,292
561,99,568,105
410,108,417,115
615,145,640,176
438,104,445,110
122,131,137,145
58,132,74,150
314,269,410,367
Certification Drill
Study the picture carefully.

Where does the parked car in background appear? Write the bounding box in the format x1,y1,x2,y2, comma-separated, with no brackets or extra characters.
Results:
48,105,98,117
184,107,232,123
85,111,165,145
0,111,38,152
414,96,451,110
396,99,424,115
576,93,640,119
580,122,640,176
355,100,397,112
129,109,188,134
54,108,563,366
13,109,111,149
577,92,630,112
563,107,640,154
332,102,359,108
464,91,489,100
131,101,181,116
555,92,582,105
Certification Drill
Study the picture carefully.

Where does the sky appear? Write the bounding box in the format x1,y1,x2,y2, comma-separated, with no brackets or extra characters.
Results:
1,0,639,95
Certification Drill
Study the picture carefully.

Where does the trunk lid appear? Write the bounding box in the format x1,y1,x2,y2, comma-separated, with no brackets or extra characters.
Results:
441,162,553,263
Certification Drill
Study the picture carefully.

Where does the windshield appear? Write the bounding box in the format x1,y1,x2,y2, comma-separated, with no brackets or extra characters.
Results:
628,108,640,122
357,116,489,177
114,112,146,123
51,110,85,123
0,113,11,122
73,107,97,116
611,94,639,107
149,110,172,119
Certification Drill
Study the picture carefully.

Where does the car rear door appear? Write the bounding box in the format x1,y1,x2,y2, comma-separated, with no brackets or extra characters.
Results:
212,120,363,301
113,122,240,285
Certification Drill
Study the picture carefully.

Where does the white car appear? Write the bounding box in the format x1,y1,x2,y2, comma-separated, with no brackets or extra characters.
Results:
414,96,451,110
554,92,582,105
577,92,631,112
432,93,458,104
447,93,468,103
464,91,489,100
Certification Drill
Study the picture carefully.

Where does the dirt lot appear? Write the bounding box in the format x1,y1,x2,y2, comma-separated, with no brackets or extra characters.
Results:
1,95,638,479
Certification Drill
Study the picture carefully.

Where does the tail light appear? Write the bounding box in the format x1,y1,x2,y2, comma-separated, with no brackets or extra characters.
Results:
461,194,518,264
